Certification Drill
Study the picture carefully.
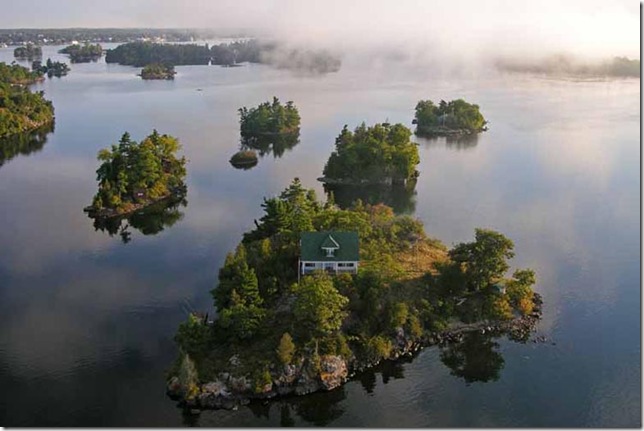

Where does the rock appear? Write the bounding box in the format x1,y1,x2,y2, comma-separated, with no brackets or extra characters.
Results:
229,355,241,367
229,376,250,393
319,355,348,391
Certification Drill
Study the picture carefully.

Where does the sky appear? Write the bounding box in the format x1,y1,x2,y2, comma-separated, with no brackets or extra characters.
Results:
0,0,639,59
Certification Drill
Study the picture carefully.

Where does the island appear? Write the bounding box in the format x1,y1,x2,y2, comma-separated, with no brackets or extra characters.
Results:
32,58,70,78
140,63,176,80
413,99,487,137
166,178,540,411
229,150,259,170
230,97,300,168
321,122,420,186
84,130,187,219
0,62,54,138
13,43,42,60
59,43,103,63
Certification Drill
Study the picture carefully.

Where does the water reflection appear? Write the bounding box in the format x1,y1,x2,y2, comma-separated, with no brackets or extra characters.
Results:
324,179,417,214
89,196,187,243
0,122,55,168
415,132,479,151
439,332,505,385
230,133,300,170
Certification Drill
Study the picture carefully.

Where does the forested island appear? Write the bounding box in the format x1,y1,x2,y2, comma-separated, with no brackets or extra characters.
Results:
32,58,70,78
495,54,640,78
0,63,54,138
58,43,103,62
231,97,300,169
84,130,187,218
321,123,420,186
13,43,42,60
140,63,176,80
414,99,487,137
167,178,540,411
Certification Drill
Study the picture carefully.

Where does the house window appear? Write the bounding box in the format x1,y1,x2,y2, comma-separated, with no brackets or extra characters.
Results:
346,263,354,267
304,263,315,267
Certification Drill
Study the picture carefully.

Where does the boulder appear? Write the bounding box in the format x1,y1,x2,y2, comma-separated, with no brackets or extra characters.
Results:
319,355,348,391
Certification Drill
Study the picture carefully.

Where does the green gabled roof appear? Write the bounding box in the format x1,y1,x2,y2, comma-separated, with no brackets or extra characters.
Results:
300,231,359,262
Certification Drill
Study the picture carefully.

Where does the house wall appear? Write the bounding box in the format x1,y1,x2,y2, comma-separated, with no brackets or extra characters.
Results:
300,261,358,274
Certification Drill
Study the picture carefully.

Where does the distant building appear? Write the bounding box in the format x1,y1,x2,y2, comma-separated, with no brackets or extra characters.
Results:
299,231,359,275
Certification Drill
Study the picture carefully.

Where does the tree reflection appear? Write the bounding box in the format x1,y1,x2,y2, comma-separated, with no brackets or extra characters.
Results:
89,195,187,243
324,179,417,215
231,132,300,170
415,133,479,151
289,386,346,426
0,122,54,169
439,331,505,384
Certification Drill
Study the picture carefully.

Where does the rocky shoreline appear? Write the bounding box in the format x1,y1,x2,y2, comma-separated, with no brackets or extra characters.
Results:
84,187,186,219
415,125,487,137
167,293,543,412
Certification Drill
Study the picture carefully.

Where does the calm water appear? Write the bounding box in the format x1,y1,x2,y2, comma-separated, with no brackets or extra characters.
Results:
0,45,639,427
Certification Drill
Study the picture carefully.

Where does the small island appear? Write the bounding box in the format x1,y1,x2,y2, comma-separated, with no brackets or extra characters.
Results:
32,58,70,78
13,43,42,60
59,43,103,63
414,99,487,137
166,178,540,411
84,130,187,219
0,62,54,138
140,63,176,80
321,122,420,186
229,150,259,170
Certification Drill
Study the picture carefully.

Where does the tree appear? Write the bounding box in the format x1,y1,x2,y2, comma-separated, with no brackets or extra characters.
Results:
506,268,536,315
174,313,210,359
276,332,296,365
449,228,515,292
292,273,349,337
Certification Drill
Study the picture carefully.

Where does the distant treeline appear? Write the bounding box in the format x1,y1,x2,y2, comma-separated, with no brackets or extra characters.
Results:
0,28,228,45
105,40,342,73
495,55,640,78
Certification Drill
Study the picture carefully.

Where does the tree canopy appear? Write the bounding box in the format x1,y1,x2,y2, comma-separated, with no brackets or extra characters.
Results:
322,122,420,184
238,97,301,138
59,43,103,63
140,63,176,80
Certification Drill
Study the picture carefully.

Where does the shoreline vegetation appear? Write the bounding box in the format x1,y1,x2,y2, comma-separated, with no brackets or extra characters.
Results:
32,58,70,78
140,63,176,80
413,99,487,138
0,62,54,138
84,130,187,219
13,43,42,60
166,178,541,412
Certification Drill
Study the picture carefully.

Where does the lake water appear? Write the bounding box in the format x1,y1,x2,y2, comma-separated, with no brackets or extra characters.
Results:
0,45,639,427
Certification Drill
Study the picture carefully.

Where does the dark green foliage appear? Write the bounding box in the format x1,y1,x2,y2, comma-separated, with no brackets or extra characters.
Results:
90,130,187,213
13,44,42,60
59,43,103,63
449,228,515,292
106,41,211,66
292,273,349,337
0,63,53,138
175,314,211,360
414,99,487,135
33,58,70,78
140,63,176,80
440,332,505,384
322,123,420,184
238,97,301,139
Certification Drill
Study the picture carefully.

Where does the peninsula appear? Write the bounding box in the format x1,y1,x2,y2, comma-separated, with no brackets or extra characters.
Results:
167,178,540,411
84,130,187,218
0,62,54,138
